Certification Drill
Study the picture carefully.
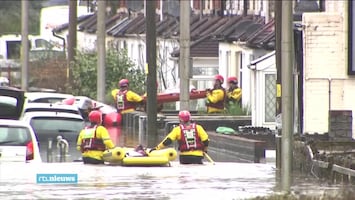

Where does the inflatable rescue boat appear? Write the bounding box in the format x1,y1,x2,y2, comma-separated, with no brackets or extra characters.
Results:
62,90,206,127
103,147,177,166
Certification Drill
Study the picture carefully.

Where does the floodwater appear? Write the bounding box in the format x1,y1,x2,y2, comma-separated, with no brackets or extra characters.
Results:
0,127,352,199
0,162,276,200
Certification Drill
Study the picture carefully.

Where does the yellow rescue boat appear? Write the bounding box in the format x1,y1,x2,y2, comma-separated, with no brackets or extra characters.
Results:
102,147,177,166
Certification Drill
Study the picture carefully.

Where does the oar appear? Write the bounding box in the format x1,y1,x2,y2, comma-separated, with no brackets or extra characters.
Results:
204,152,215,165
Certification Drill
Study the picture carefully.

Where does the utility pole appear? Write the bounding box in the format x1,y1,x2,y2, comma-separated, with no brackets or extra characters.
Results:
68,0,77,87
97,0,106,102
21,0,29,91
281,0,294,193
275,0,282,170
146,0,158,146
179,0,190,111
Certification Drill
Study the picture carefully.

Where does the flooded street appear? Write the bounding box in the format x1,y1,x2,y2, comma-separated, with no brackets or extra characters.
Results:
1,127,353,199
0,162,276,200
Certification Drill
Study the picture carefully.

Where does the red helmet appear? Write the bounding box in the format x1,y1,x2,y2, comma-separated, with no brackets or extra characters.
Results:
119,79,129,87
178,110,191,122
88,110,102,124
214,75,224,84
227,76,238,84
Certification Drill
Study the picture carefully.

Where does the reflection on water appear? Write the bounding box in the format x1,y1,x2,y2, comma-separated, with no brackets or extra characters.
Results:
0,162,276,200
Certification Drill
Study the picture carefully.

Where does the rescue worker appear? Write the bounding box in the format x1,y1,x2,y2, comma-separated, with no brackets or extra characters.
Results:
76,110,115,164
111,79,144,114
226,76,242,107
205,74,226,114
150,110,209,164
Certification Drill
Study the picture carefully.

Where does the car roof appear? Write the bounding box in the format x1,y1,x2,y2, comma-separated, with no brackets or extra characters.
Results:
24,102,80,113
25,92,74,101
22,111,84,120
0,119,33,127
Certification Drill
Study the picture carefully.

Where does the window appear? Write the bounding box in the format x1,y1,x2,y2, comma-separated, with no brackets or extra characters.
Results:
29,97,65,104
264,74,276,122
6,41,21,59
0,126,31,145
0,96,17,117
30,117,84,132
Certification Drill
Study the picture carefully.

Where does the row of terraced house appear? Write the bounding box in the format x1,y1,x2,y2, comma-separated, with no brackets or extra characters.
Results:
51,0,355,139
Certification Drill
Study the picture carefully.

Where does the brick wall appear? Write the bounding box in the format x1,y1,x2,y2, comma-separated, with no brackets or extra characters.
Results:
329,110,353,141
303,11,355,138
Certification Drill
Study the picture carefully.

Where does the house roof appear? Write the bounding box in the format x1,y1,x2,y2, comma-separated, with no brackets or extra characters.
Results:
54,12,276,57
53,14,94,32
249,50,276,66
246,19,275,50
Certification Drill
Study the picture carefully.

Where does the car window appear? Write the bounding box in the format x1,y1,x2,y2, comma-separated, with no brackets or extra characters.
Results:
0,96,18,117
29,117,85,132
29,98,65,103
24,107,80,115
0,125,31,145
0,87,25,120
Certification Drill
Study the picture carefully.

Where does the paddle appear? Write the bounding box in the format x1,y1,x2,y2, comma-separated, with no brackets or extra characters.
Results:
203,152,215,165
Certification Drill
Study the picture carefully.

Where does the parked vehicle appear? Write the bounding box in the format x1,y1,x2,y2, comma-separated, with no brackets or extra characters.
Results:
0,119,42,163
25,92,74,103
22,111,85,162
0,86,41,163
0,34,64,62
24,102,82,116
0,86,25,120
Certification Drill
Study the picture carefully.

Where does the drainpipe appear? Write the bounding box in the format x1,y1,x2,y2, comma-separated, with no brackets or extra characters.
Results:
52,30,66,53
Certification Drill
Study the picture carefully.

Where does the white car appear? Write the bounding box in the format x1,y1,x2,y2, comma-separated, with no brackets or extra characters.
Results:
24,102,82,116
0,86,41,163
25,92,74,104
22,111,85,162
0,120,41,163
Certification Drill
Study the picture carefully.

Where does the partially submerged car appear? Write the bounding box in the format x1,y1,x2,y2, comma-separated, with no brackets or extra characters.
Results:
25,92,74,104
0,119,42,162
0,86,25,120
0,86,41,163
22,111,85,162
24,102,82,116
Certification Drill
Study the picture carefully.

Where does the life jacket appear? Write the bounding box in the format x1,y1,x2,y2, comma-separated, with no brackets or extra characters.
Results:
116,90,135,112
227,86,237,102
80,126,106,151
227,86,241,105
206,88,226,109
178,123,204,152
